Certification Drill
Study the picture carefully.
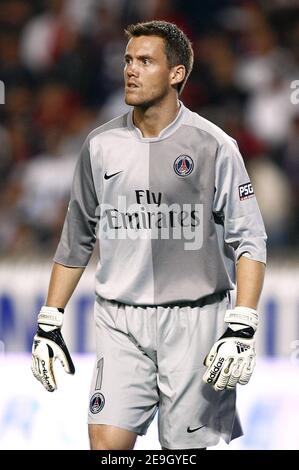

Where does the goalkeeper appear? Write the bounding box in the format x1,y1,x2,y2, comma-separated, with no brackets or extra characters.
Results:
31,20,266,450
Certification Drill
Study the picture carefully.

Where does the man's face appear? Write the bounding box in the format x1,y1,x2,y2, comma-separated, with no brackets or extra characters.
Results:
124,35,173,107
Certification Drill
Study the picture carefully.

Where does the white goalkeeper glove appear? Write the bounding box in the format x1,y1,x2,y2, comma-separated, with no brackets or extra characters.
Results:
203,306,258,391
31,306,75,392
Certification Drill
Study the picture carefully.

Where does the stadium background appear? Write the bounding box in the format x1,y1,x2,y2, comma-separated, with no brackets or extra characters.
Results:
0,0,299,449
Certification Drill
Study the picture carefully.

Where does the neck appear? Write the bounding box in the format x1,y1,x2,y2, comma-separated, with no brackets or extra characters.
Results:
133,95,180,138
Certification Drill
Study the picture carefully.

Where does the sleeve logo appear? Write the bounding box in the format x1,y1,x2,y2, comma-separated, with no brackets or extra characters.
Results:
238,182,254,200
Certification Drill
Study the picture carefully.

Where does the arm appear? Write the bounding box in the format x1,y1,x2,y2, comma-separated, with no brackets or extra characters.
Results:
203,258,266,390
31,264,83,391
203,140,267,391
236,256,266,310
32,136,99,392
45,262,85,309
203,256,263,391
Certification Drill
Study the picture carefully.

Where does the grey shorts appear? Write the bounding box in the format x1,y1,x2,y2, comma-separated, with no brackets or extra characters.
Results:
88,292,243,449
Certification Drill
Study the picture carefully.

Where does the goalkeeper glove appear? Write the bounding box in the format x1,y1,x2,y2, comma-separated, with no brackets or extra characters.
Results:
31,306,75,392
203,306,258,391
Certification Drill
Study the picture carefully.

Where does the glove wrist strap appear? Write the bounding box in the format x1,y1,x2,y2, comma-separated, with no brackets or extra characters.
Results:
224,306,258,331
38,306,64,328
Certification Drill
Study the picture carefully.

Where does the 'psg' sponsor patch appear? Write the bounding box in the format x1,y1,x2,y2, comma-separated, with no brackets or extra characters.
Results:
239,182,254,201
90,392,105,414
173,155,194,177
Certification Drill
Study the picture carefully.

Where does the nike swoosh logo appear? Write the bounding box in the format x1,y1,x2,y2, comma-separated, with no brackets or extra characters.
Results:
104,170,123,180
187,425,206,433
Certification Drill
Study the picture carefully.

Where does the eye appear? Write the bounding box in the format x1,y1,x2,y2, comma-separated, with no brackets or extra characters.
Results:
124,57,131,65
142,58,150,65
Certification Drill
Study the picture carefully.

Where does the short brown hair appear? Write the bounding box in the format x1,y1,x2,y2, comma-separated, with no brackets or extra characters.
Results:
125,20,194,94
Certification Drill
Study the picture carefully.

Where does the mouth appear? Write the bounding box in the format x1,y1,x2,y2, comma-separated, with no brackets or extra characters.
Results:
126,83,139,90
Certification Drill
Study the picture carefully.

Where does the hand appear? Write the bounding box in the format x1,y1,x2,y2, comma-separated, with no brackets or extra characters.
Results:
203,307,258,391
31,306,75,392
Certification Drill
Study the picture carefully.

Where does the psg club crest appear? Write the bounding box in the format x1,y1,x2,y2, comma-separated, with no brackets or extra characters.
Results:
173,155,194,177
90,392,105,414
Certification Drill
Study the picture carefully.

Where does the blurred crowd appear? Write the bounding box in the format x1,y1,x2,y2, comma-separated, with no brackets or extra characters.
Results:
1,0,299,259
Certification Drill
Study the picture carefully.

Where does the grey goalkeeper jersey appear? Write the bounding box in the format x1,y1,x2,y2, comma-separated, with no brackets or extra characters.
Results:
54,101,267,305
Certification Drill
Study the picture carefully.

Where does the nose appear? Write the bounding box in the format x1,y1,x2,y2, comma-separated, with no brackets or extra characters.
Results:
126,61,139,78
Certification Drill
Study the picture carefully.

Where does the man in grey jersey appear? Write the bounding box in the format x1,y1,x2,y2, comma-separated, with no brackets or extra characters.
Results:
31,20,266,450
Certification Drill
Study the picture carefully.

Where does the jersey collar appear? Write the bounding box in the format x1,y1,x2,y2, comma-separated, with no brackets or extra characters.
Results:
127,100,186,142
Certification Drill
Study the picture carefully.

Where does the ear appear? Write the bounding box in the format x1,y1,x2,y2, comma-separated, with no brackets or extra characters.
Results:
170,65,186,87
